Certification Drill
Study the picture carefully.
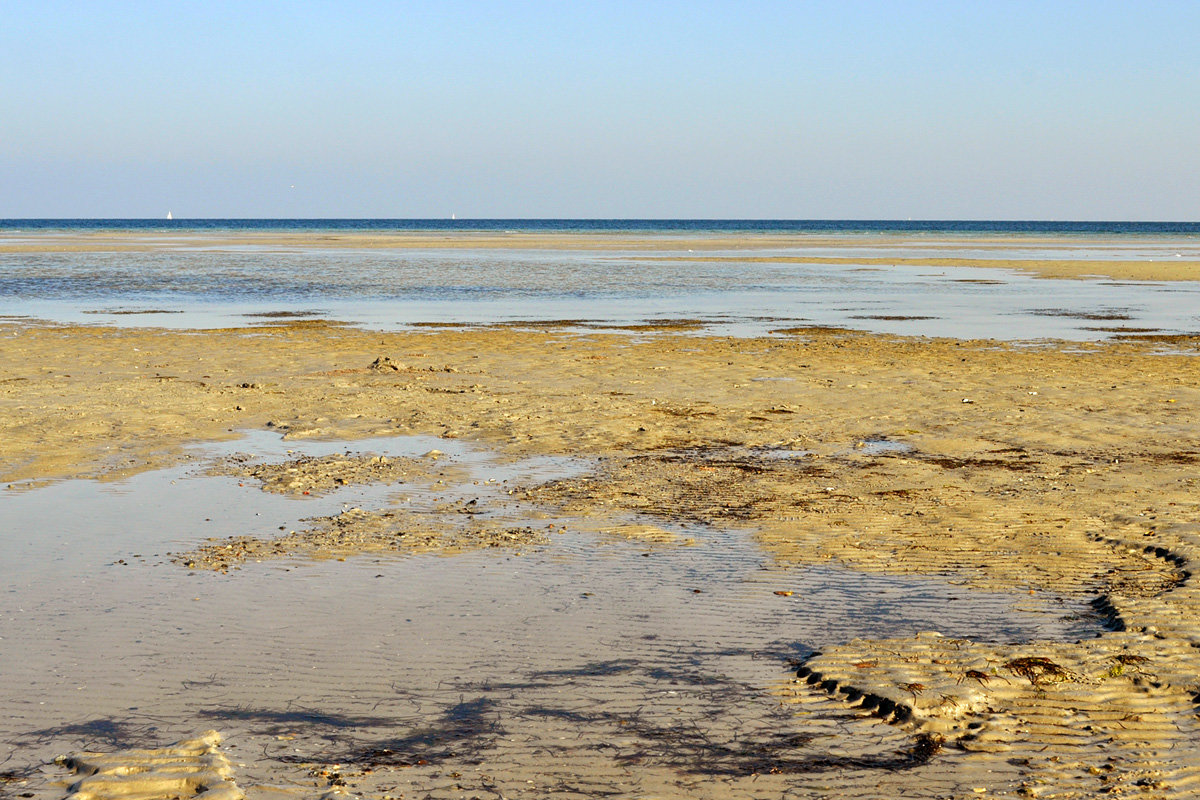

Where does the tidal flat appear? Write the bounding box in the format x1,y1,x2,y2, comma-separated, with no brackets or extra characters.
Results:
2,233,1200,798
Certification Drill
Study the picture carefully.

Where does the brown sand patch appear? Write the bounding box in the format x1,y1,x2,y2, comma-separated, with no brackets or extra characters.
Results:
211,451,432,495
523,444,1186,596
176,506,552,570
789,520,1200,796
1112,332,1200,344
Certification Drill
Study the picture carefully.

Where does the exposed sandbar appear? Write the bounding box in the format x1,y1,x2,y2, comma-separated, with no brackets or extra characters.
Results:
4,230,1199,281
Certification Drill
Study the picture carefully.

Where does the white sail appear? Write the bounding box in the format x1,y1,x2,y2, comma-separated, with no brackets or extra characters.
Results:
167,211,173,220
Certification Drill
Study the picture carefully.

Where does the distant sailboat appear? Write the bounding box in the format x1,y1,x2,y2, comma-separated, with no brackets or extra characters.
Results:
167,211,173,220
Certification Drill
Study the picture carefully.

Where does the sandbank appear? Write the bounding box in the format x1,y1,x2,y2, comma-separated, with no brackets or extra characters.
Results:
4,230,1199,281
644,253,1200,281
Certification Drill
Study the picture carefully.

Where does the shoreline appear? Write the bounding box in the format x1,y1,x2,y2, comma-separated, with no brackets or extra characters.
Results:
3,321,1200,797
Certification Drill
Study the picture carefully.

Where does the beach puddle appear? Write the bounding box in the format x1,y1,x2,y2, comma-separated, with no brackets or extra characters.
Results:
0,431,1108,799
848,439,914,457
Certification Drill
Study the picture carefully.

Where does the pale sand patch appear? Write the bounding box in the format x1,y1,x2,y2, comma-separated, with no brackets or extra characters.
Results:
642,254,1200,281
59,730,242,800
4,321,1200,796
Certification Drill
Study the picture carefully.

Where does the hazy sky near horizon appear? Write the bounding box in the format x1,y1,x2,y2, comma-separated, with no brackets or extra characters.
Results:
3,1,1198,219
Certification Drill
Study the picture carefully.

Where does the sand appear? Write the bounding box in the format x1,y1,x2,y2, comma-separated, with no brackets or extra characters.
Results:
3,246,1200,797
646,253,1200,281
59,731,242,800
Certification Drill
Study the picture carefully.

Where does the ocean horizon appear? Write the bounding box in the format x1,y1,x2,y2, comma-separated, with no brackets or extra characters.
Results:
3,218,1200,235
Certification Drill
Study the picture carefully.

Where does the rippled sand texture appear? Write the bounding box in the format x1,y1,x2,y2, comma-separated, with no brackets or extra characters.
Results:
1,317,1199,799
60,731,242,800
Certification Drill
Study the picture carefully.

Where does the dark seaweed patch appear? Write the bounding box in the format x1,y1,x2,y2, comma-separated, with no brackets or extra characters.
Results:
82,309,184,315
921,454,1039,472
1028,308,1134,320
1083,326,1163,333
588,318,707,331
242,310,325,318
271,653,945,779
15,718,156,750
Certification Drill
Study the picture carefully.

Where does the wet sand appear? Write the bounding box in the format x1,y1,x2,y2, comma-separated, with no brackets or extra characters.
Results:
2,250,1200,797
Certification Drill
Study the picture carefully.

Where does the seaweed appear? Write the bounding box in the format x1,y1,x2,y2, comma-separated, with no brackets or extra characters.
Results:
1003,657,1077,685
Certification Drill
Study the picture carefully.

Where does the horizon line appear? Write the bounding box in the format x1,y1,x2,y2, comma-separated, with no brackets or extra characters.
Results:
3,217,1200,224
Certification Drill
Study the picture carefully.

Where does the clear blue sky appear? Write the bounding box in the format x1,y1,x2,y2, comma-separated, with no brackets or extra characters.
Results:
3,1,1198,219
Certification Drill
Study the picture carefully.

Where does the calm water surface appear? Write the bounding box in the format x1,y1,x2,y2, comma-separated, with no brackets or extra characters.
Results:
2,221,1199,339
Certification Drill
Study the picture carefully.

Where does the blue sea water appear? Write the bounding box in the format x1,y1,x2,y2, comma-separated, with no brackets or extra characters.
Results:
3,218,1200,235
2,219,1199,339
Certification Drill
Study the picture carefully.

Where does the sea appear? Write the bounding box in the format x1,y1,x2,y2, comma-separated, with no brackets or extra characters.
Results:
5,218,1200,234
2,219,1199,340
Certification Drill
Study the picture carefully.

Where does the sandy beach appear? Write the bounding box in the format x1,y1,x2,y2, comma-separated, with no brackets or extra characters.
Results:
9,0,1200,791
2,235,1200,799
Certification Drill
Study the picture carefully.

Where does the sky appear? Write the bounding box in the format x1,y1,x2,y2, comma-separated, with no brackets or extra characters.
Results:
2,1,1198,219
